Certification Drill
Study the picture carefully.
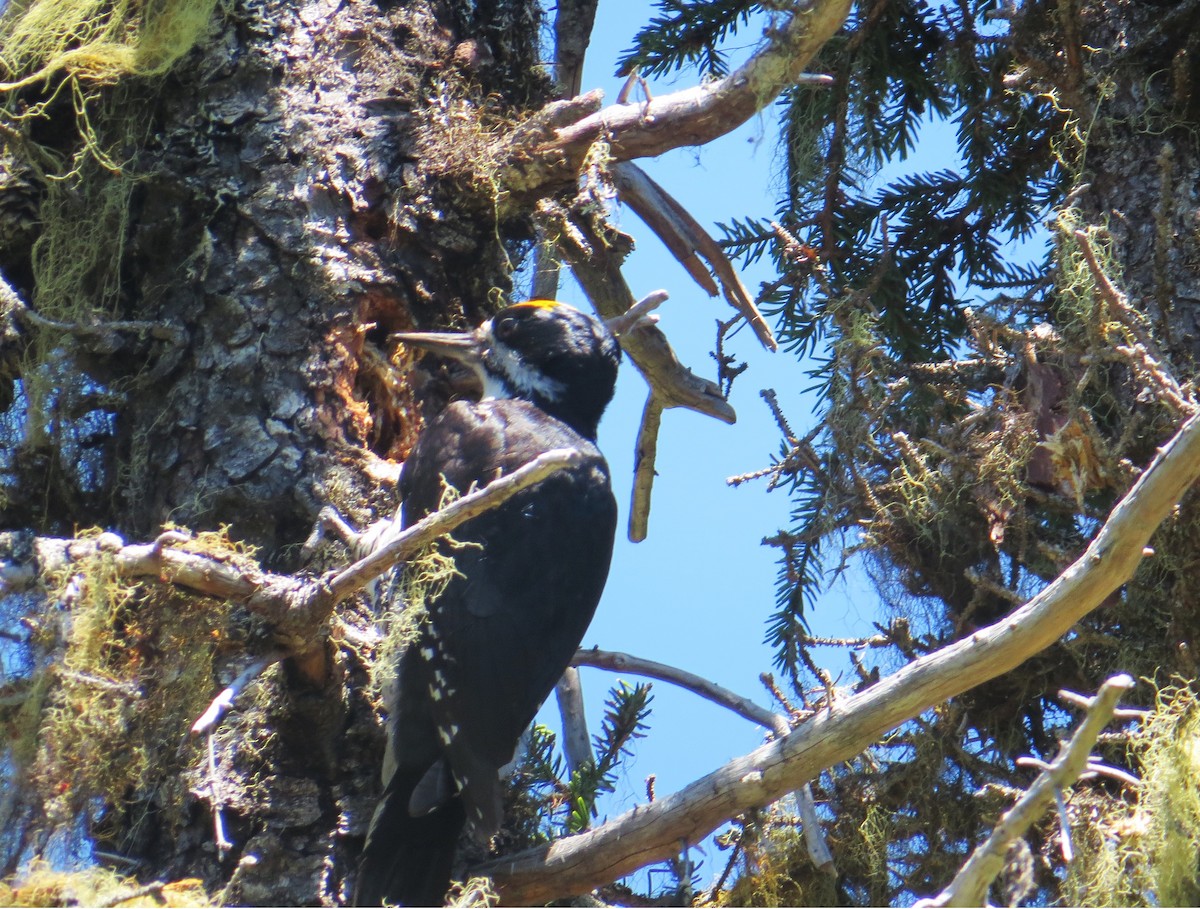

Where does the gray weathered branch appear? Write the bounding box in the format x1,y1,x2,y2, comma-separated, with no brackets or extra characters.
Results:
610,161,776,351
572,646,836,873
1,449,585,649
918,674,1135,907
504,0,851,190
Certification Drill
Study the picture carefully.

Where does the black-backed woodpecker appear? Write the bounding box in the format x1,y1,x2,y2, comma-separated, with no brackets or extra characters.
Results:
355,301,621,907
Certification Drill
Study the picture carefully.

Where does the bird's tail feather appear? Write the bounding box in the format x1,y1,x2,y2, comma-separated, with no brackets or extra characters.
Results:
355,768,466,907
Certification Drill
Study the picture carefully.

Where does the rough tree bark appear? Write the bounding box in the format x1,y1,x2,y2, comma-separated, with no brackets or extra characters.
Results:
0,0,568,903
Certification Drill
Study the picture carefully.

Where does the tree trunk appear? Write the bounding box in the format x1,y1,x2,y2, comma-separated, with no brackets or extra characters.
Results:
1,0,551,903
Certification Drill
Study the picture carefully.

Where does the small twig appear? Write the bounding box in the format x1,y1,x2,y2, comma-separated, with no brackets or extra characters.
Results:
629,395,664,543
713,316,749,398
1082,760,1141,788
964,568,1026,606
301,506,365,559
729,390,825,489
797,631,891,649
794,781,835,874
207,733,233,856
191,651,286,736
615,69,646,105
98,881,169,907
917,674,1134,907
708,835,743,902
605,289,667,338
555,667,592,776
1059,687,1150,719
573,647,780,730
1054,786,1074,862
2,269,186,345
324,448,586,604
537,0,852,170
760,673,798,717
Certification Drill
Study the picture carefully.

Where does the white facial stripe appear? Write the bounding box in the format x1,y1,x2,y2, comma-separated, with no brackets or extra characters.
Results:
478,320,566,402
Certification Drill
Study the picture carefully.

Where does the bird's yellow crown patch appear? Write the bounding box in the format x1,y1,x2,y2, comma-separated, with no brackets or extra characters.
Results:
512,299,562,311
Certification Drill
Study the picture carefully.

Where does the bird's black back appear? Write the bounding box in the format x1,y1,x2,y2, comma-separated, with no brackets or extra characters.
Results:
356,397,617,906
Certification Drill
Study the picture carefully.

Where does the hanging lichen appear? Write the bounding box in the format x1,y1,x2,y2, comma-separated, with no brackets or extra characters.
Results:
0,0,222,90
1064,682,1200,907
3,527,252,842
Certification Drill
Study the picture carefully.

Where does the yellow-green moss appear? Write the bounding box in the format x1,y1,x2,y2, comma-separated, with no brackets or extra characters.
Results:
2,860,212,907
1065,682,1200,907
0,0,221,88
18,527,246,836
367,482,468,702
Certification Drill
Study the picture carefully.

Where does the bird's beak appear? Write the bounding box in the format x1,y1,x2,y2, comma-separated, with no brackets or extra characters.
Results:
391,327,486,366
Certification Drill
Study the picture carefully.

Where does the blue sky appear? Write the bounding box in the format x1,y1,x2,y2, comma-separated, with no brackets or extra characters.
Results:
540,5,883,881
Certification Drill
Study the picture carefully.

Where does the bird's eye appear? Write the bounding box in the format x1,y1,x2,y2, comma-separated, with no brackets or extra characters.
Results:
494,316,518,340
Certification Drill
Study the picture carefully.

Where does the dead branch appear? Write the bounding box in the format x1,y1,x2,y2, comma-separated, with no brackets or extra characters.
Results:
508,0,851,186
191,651,287,736
573,647,781,732
8,449,585,649
610,161,776,351
605,289,667,338
474,409,1200,904
629,394,664,543
571,647,835,874
917,674,1134,907
1,268,186,346
555,667,592,776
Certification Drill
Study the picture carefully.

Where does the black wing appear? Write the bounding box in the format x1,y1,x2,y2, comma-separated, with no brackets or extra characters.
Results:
395,398,617,827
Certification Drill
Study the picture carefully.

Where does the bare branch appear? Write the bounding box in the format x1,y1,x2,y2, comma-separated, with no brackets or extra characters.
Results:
324,448,586,604
19,449,585,648
2,268,186,345
795,782,836,874
555,667,592,776
475,409,1200,904
572,647,781,732
191,651,287,736
629,395,664,543
918,674,1134,907
539,0,852,169
610,161,776,351
605,289,667,338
